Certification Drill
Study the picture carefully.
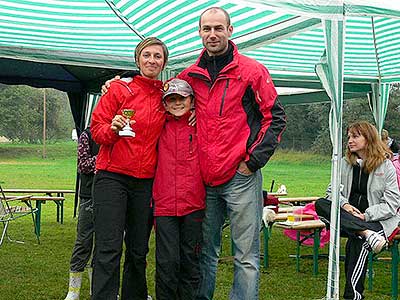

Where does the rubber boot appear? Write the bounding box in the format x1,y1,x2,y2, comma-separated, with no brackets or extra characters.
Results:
64,272,83,300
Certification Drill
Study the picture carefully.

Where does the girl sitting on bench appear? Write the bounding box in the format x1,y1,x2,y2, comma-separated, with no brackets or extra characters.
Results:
315,121,400,300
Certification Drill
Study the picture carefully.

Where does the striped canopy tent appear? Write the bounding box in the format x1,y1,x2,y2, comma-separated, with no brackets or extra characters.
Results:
1,1,400,298
1,1,399,122
1,1,399,120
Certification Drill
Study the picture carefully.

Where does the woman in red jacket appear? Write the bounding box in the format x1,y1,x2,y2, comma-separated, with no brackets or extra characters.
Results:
90,37,168,300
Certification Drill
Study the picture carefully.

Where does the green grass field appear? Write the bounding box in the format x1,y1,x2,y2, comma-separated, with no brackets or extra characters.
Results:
0,142,394,300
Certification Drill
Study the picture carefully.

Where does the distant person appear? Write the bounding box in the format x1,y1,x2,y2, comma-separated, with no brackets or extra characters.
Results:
381,129,399,155
153,78,205,300
90,37,168,300
315,121,400,300
64,127,99,300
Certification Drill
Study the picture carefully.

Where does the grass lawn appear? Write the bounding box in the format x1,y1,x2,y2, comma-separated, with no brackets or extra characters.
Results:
0,142,395,300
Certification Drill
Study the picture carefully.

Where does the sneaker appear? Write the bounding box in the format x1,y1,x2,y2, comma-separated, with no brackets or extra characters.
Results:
366,231,387,254
262,207,276,225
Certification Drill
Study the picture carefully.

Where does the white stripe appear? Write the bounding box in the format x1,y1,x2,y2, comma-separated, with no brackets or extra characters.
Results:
0,28,137,41
346,0,400,12
350,246,369,300
0,7,115,21
0,15,126,27
135,1,198,33
122,0,148,17
127,0,167,26
115,0,130,10
0,0,105,8
0,21,131,34
0,34,136,48
0,40,134,53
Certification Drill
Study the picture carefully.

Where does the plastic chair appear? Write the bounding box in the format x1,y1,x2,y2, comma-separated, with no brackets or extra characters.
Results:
0,184,40,246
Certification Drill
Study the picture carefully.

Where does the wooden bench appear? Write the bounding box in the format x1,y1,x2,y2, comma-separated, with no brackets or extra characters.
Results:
3,188,74,195
263,218,325,274
278,196,319,205
5,193,67,236
367,230,400,300
273,213,314,222
278,206,301,213
275,219,325,275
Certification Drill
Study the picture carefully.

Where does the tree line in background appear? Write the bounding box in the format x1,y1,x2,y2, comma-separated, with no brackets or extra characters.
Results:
280,84,400,154
0,84,399,155
0,84,74,143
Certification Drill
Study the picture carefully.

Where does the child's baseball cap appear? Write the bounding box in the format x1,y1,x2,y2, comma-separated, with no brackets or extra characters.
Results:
163,78,193,99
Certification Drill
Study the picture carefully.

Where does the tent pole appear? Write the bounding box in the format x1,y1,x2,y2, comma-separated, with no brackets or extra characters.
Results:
316,17,345,300
42,89,47,159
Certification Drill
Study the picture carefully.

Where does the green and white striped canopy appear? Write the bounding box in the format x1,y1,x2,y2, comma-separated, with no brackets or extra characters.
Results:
1,0,399,86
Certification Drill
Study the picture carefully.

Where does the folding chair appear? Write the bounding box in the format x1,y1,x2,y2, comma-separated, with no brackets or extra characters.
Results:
0,184,40,246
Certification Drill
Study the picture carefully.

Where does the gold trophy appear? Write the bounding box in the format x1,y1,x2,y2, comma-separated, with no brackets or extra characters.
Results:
119,109,136,137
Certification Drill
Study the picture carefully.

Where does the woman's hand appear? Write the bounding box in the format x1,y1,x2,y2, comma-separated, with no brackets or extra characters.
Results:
353,211,366,220
343,203,364,220
102,75,120,95
111,114,136,133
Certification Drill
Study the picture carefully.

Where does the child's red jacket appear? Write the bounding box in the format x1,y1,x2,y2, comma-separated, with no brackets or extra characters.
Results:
153,113,206,216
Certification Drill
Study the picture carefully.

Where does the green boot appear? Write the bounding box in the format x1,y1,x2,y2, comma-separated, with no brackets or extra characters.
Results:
64,272,82,300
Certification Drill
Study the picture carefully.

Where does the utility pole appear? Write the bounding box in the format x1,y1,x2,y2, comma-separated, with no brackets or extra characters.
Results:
42,89,46,159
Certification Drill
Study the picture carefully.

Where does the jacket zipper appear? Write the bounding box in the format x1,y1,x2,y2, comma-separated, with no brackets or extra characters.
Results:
219,79,230,116
189,134,193,154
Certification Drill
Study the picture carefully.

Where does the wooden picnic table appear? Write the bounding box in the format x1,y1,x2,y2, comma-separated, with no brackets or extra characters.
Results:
4,188,75,236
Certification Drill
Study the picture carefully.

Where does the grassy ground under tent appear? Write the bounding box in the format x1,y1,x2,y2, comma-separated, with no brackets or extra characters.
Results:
0,142,395,300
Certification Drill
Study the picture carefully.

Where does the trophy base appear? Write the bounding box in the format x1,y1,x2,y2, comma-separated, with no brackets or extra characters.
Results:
119,130,135,137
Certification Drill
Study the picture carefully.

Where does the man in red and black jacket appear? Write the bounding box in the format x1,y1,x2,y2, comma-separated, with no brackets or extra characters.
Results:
178,7,286,300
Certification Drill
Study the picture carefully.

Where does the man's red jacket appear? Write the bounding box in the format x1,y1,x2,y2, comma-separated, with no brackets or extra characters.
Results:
179,41,286,186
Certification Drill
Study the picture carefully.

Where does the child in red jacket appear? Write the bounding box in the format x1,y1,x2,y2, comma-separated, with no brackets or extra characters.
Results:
152,78,205,300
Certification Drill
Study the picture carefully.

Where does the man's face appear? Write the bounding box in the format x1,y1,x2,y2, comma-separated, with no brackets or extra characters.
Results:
199,10,233,56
